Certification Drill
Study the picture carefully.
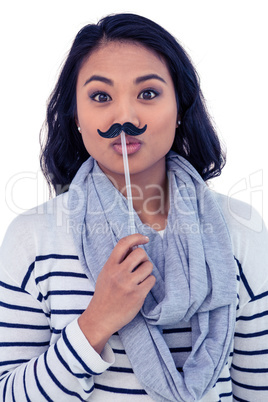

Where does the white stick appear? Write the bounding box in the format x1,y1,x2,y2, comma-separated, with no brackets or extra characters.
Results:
121,131,136,235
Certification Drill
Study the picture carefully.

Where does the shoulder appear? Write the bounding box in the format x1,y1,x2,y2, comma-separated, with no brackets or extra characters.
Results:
1,191,71,242
0,192,76,284
213,191,267,258
213,191,268,302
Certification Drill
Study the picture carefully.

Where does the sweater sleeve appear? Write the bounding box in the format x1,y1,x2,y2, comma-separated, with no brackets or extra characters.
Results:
0,213,115,401
215,193,268,400
231,276,268,400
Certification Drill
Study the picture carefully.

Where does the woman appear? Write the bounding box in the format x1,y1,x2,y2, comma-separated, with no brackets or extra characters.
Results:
0,13,267,401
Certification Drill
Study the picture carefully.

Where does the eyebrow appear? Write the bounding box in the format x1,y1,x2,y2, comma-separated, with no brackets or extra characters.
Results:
84,73,167,87
84,75,114,86
135,74,167,85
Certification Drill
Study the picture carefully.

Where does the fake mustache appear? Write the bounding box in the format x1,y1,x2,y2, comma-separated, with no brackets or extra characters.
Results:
97,122,147,138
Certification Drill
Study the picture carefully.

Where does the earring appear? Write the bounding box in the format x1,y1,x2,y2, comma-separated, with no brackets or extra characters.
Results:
178,120,181,125
77,126,81,132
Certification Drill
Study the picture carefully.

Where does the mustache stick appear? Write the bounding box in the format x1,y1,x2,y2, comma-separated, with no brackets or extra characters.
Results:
98,122,147,235
121,131,136,235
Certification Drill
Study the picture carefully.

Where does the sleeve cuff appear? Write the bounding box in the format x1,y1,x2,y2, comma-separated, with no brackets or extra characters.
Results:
65,318,115,374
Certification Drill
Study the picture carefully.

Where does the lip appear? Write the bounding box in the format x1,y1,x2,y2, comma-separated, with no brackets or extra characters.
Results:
112,135,142,155
111,135,142,146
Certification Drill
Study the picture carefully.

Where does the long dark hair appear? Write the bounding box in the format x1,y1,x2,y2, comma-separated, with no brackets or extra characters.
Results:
40,13,226,195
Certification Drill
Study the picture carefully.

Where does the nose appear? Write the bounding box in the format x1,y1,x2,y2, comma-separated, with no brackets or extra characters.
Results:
112,97,140,128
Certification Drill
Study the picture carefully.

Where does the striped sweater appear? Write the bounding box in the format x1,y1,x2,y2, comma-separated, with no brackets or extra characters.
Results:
0,191,268,401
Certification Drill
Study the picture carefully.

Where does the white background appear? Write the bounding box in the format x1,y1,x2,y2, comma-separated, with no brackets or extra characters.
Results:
0,0,267,244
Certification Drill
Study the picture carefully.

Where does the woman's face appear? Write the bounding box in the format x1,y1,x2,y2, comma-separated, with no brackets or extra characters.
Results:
76,41,178,182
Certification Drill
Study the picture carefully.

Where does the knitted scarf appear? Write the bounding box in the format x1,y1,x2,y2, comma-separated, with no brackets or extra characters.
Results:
68,151,237,401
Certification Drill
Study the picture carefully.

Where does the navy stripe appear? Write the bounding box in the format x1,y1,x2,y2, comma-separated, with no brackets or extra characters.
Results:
251,290,268,302
51,327,62,334
62,328,99,376
84,385,95,394
11,375,16,402
217,376,231,382
0,281,27,293
170,346,192,353
21,254,79,289
232,363,268,373
112,348,126,355
236,310,268,321
0,322,50,330
54,343,91,380
36,272,87,285
37,292,43,302
23,367,31,402
2,373,11,401
44,351,86,401
235,257,254,299
21,262,35,290
94,383,147,395
232,377,268,391
35,254,79,262
0,359,29,367
219,391,232,397
107,366,134,374
234,347,268,356
233,394,248,402
0,341,49,347
44,290,93,300
162,327,191,334
235,329,268,338
0,301,43,314
33,358,53,401
54,342,72,375
51,309,85,315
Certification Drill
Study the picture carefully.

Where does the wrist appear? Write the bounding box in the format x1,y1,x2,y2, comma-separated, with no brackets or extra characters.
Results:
78,311,112,355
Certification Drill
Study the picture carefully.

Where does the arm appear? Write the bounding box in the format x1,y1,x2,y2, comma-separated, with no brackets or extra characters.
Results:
227,199,268,399
0,265,114,401
231,277,268,400
214,193,268,399
0,224,154,401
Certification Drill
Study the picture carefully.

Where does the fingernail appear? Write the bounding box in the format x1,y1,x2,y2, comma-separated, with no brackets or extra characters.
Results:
144,236,149,242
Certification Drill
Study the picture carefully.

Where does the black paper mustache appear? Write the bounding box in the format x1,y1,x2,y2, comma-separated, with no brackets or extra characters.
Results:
97,122,147,138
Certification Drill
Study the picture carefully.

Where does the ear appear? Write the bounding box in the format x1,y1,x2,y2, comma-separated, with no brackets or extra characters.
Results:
75,115,81,132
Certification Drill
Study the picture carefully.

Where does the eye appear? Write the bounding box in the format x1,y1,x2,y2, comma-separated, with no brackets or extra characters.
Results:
90,92,112,103
138,89,159,100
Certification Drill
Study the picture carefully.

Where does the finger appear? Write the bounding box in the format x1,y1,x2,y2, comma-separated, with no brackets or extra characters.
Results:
138,273,156,295
111,234,149,264
131,260,154,284
124,247,150,273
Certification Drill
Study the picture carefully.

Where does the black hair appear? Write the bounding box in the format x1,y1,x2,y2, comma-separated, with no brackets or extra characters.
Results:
40,13,226,195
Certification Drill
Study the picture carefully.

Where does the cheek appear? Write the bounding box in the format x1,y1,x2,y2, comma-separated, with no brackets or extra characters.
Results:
76,95,98,131
148,108,177,154
153,105,177,137
80,128,100,155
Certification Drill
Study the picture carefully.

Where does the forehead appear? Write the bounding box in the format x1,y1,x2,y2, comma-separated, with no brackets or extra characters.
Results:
78,41,172,83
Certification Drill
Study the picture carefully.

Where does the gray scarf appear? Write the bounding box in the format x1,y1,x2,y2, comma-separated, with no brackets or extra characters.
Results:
68,151,237,401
